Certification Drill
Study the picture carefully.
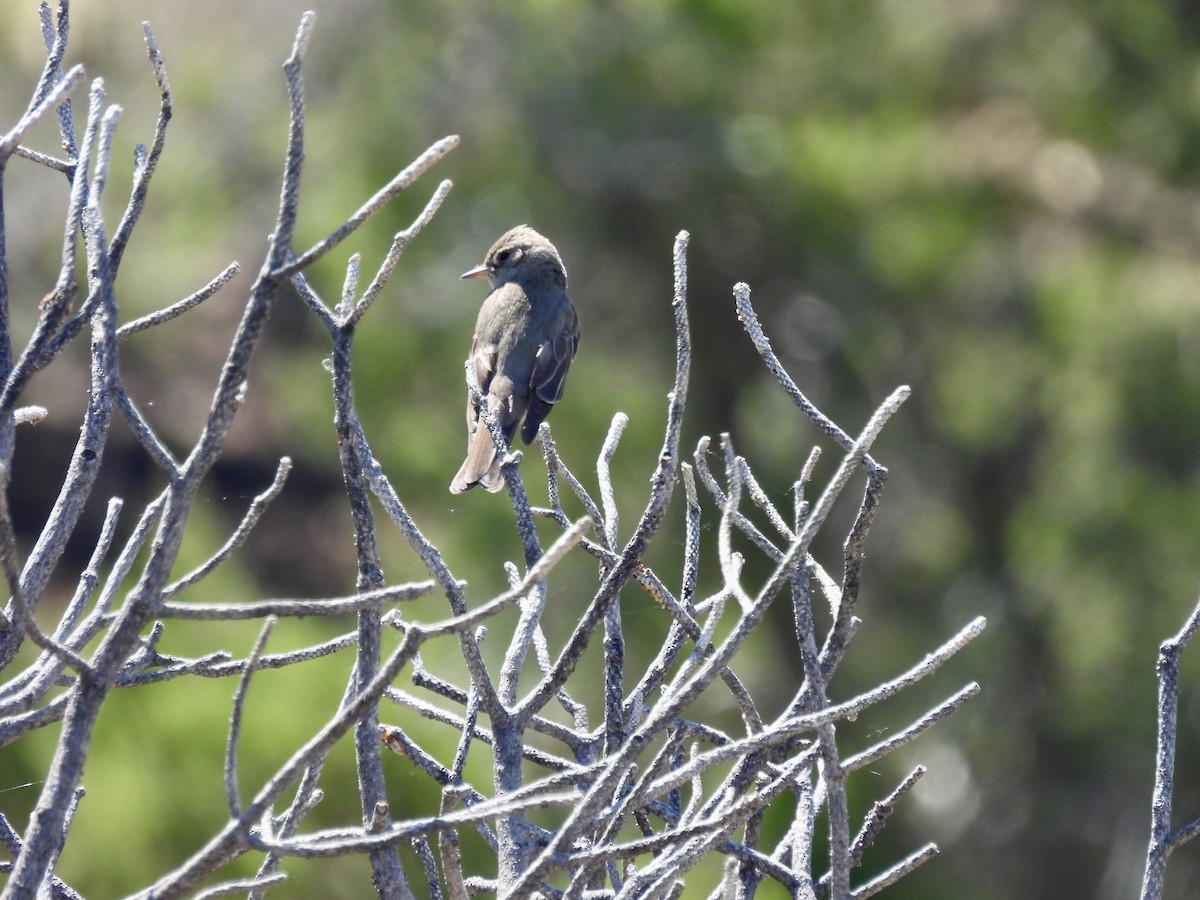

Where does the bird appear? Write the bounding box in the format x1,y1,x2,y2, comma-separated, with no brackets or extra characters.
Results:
449,225,579,494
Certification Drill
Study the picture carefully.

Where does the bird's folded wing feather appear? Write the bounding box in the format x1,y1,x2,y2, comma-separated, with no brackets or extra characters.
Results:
466,338,499,431
531,323,579,404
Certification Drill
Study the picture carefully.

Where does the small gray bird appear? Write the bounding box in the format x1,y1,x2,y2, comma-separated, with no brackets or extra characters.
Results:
450,226,579,494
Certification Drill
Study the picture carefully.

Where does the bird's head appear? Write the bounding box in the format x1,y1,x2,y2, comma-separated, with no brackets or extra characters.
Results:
461,225,567,290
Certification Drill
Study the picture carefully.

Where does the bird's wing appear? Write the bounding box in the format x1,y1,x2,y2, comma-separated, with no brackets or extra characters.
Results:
471,335,498,390
465,336,499,433
530,313,579,405
520,310,579,444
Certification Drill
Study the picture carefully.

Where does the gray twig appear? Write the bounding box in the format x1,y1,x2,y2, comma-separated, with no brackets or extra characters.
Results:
1140,591,1200,899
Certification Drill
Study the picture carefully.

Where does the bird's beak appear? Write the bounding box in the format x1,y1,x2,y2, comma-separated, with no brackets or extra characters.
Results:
460,263,490,280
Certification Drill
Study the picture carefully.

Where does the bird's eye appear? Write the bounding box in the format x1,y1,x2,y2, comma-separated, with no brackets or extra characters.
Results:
496,249,513,264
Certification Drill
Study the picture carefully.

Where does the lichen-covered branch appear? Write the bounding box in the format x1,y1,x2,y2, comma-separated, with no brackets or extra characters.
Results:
1140,592,1200,900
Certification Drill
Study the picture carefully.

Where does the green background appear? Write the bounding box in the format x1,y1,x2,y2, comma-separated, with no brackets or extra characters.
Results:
4,0,1200,897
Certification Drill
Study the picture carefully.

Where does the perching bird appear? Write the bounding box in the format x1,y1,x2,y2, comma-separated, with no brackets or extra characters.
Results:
449,226,579,494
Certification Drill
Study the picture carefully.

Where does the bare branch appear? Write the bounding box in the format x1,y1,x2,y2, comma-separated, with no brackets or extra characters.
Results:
1140,591,1200,899
348,178,454,326
279,136,459,280
0,65,86,160
163,458,292,597
117,262,240,340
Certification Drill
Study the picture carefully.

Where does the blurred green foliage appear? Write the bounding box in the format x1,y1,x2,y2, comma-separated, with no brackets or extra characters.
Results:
4,0,1200,896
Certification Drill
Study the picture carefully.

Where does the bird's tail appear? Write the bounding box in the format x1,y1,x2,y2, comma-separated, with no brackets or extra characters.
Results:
449,426,505,494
